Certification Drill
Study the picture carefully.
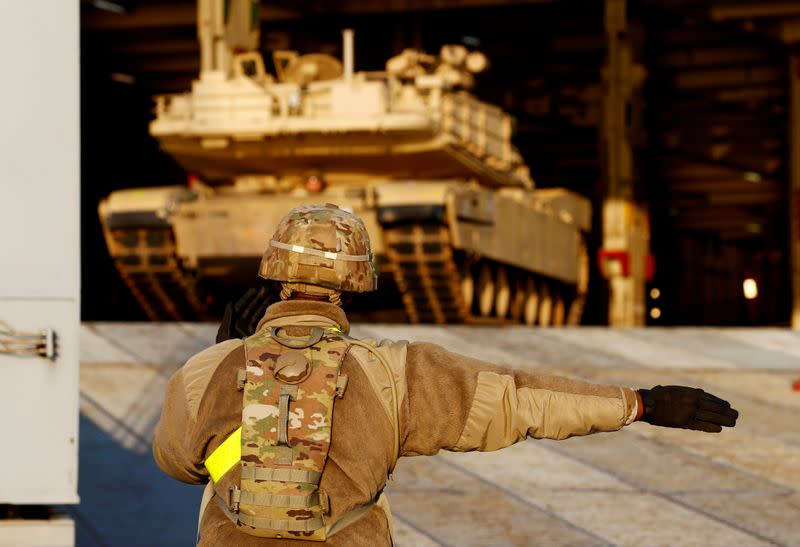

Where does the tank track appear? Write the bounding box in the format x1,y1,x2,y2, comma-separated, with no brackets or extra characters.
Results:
103,222,586,325
104,227,211,321
383,224,470,323
383,222,588,326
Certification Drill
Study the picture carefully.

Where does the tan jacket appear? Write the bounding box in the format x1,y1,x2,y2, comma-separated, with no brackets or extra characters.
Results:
153,301,638,546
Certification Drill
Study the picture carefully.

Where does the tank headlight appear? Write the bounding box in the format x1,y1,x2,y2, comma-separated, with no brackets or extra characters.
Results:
305,175,326,193
743,278,758,300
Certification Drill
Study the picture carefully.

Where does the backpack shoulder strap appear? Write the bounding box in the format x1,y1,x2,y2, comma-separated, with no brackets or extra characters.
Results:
345,338,406,473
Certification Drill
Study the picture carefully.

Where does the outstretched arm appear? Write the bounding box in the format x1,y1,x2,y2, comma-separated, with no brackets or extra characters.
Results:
400,342,638,455
400,343,737,456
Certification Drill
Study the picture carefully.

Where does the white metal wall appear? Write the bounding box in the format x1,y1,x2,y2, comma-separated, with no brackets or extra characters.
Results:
0,2,80,504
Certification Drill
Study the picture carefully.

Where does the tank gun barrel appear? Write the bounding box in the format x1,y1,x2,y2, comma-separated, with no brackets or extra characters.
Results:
343,29,354,80
198,0,260,75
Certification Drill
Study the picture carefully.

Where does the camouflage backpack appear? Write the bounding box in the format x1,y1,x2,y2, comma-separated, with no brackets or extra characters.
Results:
205,325,350,540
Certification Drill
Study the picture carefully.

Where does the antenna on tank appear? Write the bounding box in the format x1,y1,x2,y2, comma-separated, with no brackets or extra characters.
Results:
343,29,354,80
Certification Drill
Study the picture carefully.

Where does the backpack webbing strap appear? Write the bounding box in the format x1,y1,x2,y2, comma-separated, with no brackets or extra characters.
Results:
277,384,298,448
237,513,325,532
215,496,324,532
213,487,379,538
240,466,321,484
335,374,348,398
325,499,376,537
197,482,215,543
230,486,320,509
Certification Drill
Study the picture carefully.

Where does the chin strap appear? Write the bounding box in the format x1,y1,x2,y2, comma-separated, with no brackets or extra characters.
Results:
280,282,342,306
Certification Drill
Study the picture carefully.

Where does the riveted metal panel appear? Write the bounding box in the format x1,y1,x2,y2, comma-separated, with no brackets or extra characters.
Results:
0,1,80,508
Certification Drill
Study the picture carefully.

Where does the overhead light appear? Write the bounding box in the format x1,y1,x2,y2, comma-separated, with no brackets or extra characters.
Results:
110,72,135,85
743,171,762,183
462,36,481,47
92,0,126,14
743,278,758,300
650,288,660,299
650,308,661,319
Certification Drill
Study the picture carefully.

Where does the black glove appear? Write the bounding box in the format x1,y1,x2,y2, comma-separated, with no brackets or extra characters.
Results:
638,385,738,432
216,287,273,343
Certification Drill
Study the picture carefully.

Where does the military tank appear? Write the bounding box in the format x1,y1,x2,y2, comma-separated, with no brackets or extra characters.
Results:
98,0,590,325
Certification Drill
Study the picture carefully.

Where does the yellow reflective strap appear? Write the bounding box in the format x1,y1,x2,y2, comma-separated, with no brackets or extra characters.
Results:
205,427,242,483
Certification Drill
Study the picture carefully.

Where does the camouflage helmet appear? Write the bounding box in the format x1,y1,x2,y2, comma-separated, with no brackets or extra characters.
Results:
259,204,377,292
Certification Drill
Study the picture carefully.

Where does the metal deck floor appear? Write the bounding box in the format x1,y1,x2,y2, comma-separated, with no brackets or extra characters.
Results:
76,323,800,546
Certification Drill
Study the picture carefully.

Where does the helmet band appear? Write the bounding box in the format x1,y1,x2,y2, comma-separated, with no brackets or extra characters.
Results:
270,240,371,262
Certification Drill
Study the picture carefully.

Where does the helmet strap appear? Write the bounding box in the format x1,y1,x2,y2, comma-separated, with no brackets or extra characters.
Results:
281,283,342,306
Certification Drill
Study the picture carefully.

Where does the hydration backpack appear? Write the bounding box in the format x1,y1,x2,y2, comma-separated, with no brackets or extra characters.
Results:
205,326,349,540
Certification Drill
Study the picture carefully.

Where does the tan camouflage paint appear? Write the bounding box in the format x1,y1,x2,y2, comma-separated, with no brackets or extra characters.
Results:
259,204,378,292
237,328,350,540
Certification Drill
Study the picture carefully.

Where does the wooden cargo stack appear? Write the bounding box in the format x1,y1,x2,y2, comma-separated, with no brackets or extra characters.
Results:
647,11,790,324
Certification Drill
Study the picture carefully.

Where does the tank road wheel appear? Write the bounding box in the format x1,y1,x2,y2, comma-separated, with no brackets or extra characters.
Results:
538,281,553,327
552,285,566,327
477,262,495,317
494,265,511,319
460,261,474,313
523,276,539,326
566,235,589,326
509,272,525,322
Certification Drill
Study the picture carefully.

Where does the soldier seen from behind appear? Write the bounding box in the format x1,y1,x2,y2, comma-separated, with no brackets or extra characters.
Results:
152,204,739,546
